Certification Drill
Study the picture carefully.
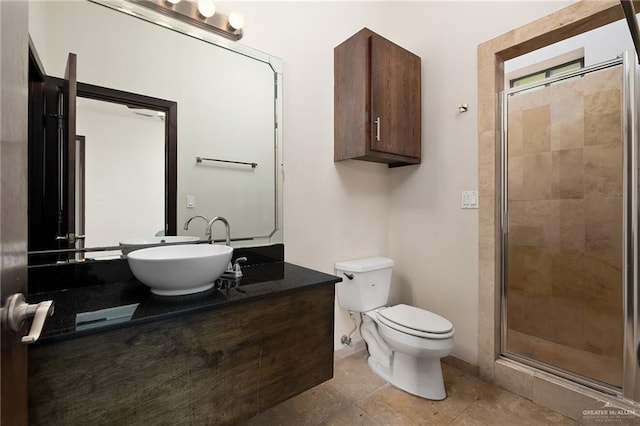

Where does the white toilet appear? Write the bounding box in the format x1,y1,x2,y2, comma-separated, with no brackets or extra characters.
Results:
335,257,454,400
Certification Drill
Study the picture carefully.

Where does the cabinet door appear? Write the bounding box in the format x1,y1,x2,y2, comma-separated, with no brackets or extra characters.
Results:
370,35,421,159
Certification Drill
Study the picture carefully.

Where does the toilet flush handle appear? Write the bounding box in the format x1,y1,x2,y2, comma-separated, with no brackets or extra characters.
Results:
343,272,354,280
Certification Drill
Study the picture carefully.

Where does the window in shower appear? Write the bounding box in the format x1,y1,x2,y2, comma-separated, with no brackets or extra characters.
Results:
502,60,624,389
510,58,584,88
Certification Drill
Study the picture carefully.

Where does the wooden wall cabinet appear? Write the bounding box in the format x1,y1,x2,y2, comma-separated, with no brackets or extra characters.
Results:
334,28,421,168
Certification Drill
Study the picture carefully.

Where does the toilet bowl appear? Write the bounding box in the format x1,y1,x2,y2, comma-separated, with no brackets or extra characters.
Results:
363,305,454,400
335,257,455,400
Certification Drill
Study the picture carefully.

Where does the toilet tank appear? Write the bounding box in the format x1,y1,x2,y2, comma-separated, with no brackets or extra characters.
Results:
335,257,394,312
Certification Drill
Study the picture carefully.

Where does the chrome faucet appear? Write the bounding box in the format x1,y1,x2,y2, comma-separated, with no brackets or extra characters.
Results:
206,216,231,245
183,215,210,232
222,256,247,279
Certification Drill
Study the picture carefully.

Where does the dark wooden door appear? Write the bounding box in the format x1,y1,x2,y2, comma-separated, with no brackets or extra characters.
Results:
370,34,421,159
30,53,78,256
1,1,30,424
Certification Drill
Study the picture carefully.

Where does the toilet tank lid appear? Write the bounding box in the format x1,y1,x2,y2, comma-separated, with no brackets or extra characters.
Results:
335,257,394,272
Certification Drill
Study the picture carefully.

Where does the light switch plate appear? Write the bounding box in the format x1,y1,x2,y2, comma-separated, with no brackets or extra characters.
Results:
186,195,196,209
461,191,479,209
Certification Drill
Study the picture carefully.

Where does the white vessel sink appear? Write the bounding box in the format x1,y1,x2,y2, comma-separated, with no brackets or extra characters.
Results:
120,236,200,255
127,244,233,296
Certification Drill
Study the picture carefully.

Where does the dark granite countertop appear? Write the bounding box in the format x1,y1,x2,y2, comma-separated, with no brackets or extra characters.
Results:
28,261,341,343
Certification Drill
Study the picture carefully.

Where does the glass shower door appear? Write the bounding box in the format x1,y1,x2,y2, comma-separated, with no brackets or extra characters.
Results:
502,57,626,389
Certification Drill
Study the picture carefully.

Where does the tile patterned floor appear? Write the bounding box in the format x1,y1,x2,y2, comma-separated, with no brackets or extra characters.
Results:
241,352,577,425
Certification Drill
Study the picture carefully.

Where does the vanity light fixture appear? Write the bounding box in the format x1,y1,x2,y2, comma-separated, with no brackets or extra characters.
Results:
135,0,244,40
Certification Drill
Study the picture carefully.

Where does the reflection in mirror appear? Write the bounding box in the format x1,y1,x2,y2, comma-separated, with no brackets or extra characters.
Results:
78,98,165,248
27,0,283,265
28,71,178,263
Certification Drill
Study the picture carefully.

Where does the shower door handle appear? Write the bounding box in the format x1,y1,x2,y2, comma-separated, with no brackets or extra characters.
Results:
502,211,510,232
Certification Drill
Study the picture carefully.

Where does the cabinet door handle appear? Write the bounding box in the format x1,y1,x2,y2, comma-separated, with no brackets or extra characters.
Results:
374,117,381,141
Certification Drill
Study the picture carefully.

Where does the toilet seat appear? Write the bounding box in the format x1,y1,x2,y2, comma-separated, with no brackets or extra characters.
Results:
375,304,454,339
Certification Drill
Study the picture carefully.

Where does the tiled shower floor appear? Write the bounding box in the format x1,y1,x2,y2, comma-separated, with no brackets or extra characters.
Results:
241,351,577,425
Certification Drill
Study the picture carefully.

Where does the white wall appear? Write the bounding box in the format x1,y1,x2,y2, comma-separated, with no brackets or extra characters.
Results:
227,1,570,355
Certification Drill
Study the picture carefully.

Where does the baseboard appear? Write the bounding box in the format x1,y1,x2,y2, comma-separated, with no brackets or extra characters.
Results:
442,355,479,377
334,340,366,361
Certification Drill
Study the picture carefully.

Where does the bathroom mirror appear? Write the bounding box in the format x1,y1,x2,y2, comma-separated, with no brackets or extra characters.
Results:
27,0,283,264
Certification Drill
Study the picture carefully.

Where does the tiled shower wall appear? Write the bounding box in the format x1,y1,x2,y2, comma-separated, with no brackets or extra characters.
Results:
505,66,623,387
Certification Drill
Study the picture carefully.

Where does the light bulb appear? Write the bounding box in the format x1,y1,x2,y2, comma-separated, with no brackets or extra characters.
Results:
197,0,215,18
166,0,181,4
228,12,244,30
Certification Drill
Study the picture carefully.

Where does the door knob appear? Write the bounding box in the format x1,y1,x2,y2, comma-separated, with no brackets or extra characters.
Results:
1,293,54,344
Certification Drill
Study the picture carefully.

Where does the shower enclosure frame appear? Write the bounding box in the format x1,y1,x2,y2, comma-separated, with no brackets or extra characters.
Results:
499,51,640,403
622,49,640,403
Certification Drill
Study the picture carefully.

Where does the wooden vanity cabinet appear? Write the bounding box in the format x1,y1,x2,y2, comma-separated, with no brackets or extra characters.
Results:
334,28,421,167
28,283,335,425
